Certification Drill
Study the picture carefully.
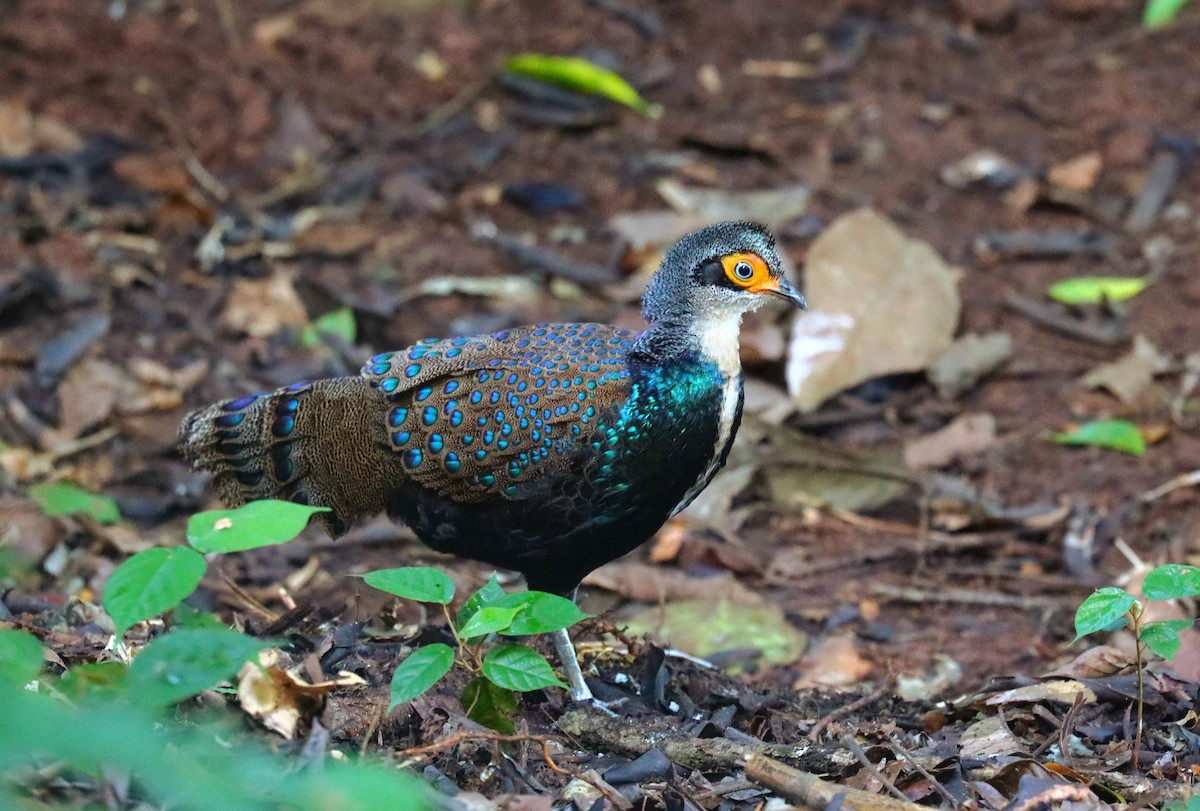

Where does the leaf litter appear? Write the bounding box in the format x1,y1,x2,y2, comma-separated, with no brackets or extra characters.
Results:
2,2,1200,809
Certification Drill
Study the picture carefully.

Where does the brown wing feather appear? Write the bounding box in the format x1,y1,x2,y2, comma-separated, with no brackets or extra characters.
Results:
360,323,636,502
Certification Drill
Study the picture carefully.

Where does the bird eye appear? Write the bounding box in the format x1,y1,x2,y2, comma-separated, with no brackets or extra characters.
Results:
720,253,766,288
734,261,754,280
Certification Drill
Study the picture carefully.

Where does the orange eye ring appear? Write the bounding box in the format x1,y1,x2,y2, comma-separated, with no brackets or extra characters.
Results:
720,252,769,289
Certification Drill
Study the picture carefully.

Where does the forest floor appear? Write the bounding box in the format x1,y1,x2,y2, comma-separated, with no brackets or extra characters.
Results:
2,0,1200,808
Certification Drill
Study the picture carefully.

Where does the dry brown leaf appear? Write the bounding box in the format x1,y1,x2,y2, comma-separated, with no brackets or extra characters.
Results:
984,679,1096,706
56,358,124,442
1080,334,1170,405
584,562,763,605
0,98,83,157
112,153,191,196
293,222,377,256
237,649,365,739
1046,645,1134,679
786,209,961,412
904,413,998,469
793,635,872,689
928,331,1012,398
221,271,309,337
1048,151,1103,193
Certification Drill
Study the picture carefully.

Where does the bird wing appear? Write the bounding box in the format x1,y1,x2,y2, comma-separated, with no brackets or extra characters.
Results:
360,323,637,502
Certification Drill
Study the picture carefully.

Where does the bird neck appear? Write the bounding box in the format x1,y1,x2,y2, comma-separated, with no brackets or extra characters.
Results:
632,308,745,380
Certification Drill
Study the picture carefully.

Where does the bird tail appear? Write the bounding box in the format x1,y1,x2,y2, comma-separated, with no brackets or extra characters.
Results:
179,377,392,535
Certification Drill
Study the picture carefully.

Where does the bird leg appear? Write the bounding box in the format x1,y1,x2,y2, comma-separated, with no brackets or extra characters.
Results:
551,627,593,702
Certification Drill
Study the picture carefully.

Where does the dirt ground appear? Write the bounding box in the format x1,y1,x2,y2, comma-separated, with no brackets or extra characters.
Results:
3,0,1200,808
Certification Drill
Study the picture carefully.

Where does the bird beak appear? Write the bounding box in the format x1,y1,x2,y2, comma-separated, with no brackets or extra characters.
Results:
762,277,807,309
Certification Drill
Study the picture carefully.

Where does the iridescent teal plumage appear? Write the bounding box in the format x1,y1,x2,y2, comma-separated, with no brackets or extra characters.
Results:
180,221,805,700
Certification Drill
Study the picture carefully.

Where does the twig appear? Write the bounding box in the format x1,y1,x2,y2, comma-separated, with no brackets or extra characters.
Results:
1006,293,1128,346
888,736,957,808
1140,468,1200,503
397,730,564,760
869,583,1060,610
214,569,278,622
744,753,927,811
840,735,910,804
808,682,890,742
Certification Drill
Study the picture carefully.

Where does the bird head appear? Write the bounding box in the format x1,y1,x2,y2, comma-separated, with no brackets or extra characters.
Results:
641,221,806,326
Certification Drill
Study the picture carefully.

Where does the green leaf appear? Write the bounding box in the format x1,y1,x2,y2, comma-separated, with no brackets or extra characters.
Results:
1074,587,1137,641
458,606,521,640
1047,276,1150,305
457,575,506,627
169,602,231,631
1142,564,1200,600
1141,619,1193,661
0,629,44,686
103,547,207,637
461,676,518,733
1144,0,1191,28
300,307,357,349
363,567,455,604
29,481,120,524
187,500,329,553
491,591,590,635
127,628,271,707
481,643,566,692
301,761,432,811
57,662,128,700
505,53,662,118
1053,419,1145,455
388,643,454,710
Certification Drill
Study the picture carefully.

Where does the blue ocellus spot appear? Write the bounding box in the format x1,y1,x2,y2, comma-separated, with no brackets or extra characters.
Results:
446,347,462,358
475,450,488,461
389,407,408,427
272,415,295,437
370,362,391,375
280,398,299,413
477,474,495,487
429,434,444,453
450,411,463,427
462,435,475,445
444,380,459,394
370,352,392,363
405,364,421,377
393,431,411,446
422,406,438,426
444,452,461,472
215,412,245,427
403,449,423,469
415,387,433,402
504,485,519,497
236,470,263,487
380,378,400,393
225,394,259,411
470,391,483,405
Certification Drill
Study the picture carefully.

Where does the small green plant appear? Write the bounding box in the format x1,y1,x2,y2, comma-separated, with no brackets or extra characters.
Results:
363,567,589,732
1074,564,1200,763
2,498,430,809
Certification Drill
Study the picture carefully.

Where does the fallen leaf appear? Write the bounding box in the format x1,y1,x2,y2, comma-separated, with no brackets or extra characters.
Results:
623,598,807,670
763,432,912,511
959,715,1027,759
237,648,365,739
794,635,872,688
112,153,191,196
221,271,309,337
585,563,762,605
984,679,1096,706
895,654,962,701
786,209,961,412
928,332,1012,399
904,413,998,469
1080,334,1170,405
1047,275,1149,305
1053,419,1145,455
655,179,812,227
1046,646,1135,679
1047,151,1103,192
0,98,83,157
56,359,124,442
